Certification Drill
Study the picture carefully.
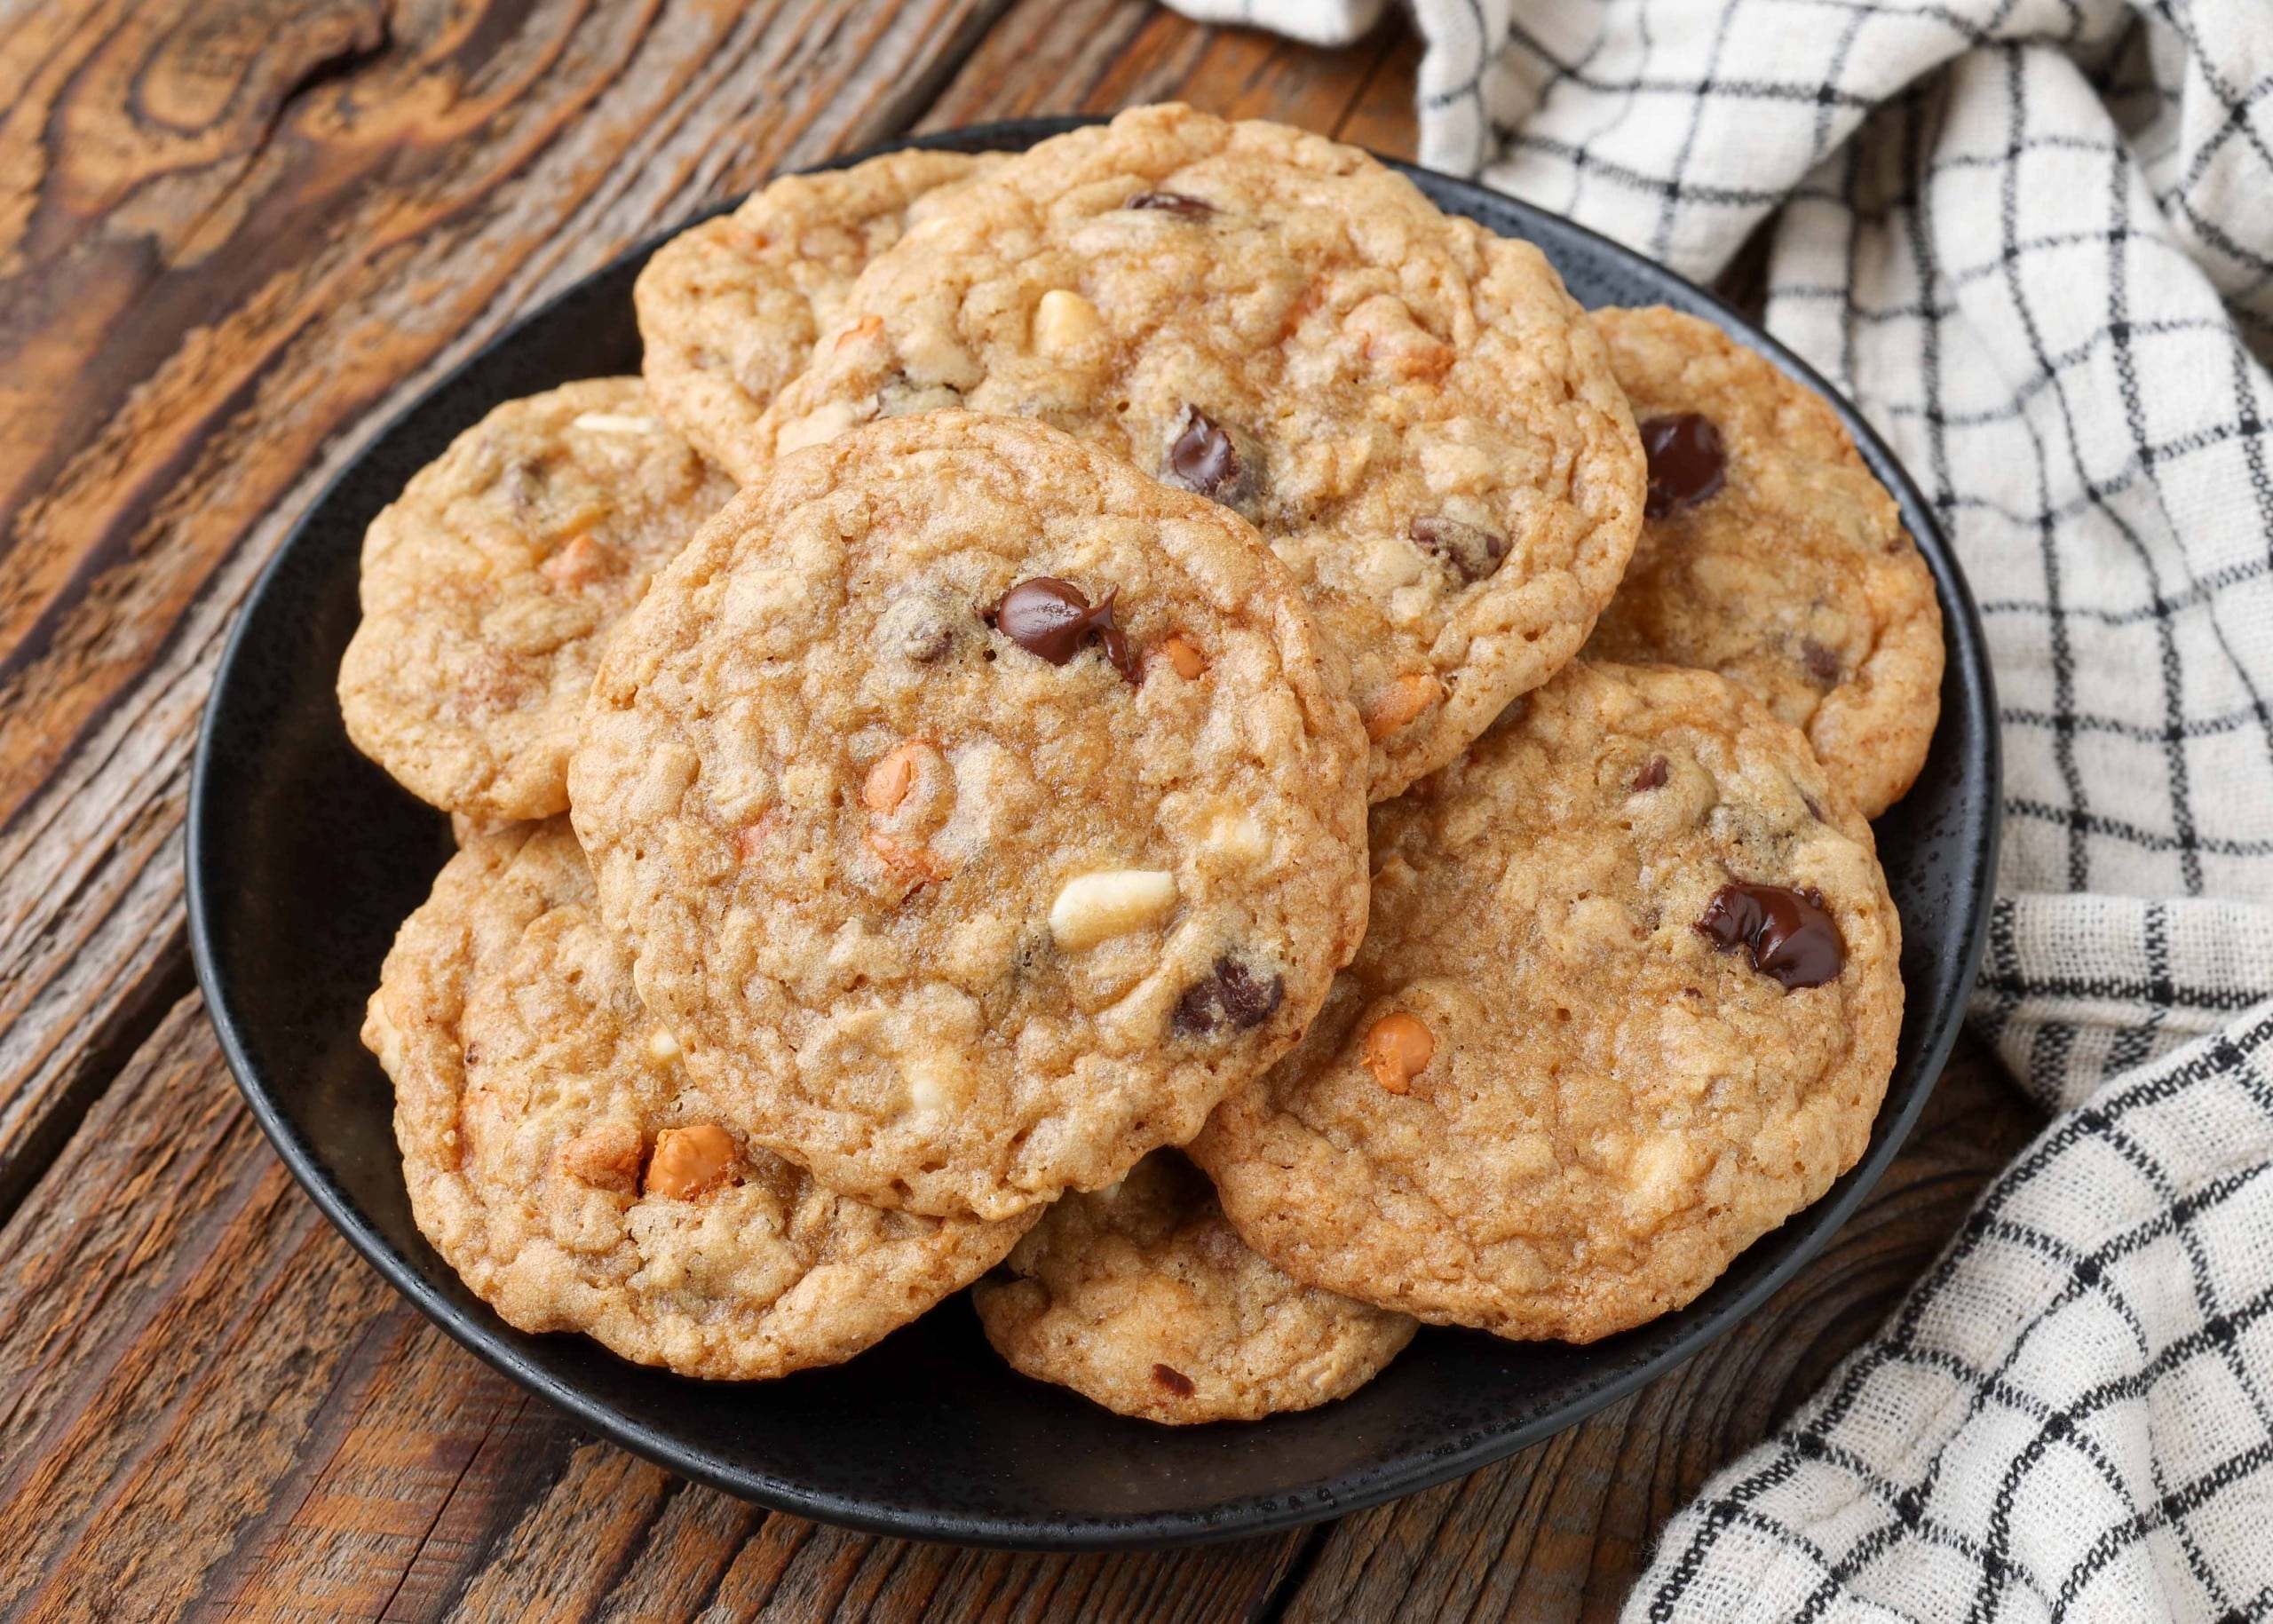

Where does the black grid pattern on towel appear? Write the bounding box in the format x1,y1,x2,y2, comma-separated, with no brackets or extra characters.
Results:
1439,0,2273,1616
1166,0,2273,1613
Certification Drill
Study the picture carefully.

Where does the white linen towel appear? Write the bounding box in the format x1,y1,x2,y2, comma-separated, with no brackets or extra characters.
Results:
1163,0,2273,1615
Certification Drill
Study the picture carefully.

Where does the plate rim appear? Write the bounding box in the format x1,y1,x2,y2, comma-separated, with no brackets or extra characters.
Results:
186,117,2002,1550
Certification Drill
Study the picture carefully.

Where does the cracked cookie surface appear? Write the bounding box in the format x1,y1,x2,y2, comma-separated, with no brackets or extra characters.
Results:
1583,307,1943,817
339,379,735,822
364,820,1033,1380
975,1151,1414,1424
637,149,1001,479
1193,661,1903,1343
753,105,1644,800
570,411,1370,1221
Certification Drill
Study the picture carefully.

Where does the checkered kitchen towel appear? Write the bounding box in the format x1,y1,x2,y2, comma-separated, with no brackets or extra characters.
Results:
1169,0,2273,1615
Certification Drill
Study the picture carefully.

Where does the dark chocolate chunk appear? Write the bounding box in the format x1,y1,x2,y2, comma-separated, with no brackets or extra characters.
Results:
1152,1363,1198,1396
1632,756,1669,792
1162,407,1264,519
1409,515,1509,583
1125,191,1214,219
990,577,1138,682
1801,638,1842,685
1639,413,1727,517
1170,955,1285,1038
1695,883,1845,989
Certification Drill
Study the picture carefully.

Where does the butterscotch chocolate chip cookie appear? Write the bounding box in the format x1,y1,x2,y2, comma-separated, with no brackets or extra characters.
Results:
1583,307,1944,818
338,380,735,823
974,1152,1414,1424
1192,661,1903,1343
753,105,1645,800
570,412,1370,1222
364,821,1033,1380
636,149,1001,479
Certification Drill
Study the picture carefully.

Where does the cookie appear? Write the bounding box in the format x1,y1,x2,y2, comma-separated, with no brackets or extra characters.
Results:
636,148,1001,479
751,105,1644,800
570,411,1371,1221
363,820,1033,1380
974,1151,1414,1424
338,379,736,823
1582,307,1944,818
1192,661,1903,1343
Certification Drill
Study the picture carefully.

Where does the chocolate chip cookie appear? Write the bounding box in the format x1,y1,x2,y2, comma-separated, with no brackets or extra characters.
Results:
1583,307,1944,817
570,411,1371,1222
753,105,1645,800
338,379,736,823
974,1151,1414,1424
1192,660,1903,1343
364,821,1033,1380
636,149,1001,479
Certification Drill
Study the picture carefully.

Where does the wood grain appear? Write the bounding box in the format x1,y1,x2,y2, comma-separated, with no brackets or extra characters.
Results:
922,0,1413,158
0,0,1012,1215
0,2,2043,1619
0,991,2038,1620
1275,1041,2043,1623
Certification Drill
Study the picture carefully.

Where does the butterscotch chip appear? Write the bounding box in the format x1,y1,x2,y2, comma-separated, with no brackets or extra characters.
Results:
1158,634,1208,680
1359,1010,1434,1094
1192,661,1904,1343
644,1123,736,1200
634,149,1001,479
362,821,1032,1380
338,379,735,822
1583,307,1944,817
974,1153,1414,1424
570,412,1370,1221
752,105,1645,800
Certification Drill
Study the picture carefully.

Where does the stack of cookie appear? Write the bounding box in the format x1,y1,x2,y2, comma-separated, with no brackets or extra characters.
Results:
343,105,1943,1426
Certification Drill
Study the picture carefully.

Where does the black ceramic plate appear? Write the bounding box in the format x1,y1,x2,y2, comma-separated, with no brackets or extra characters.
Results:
187,119,2000,1550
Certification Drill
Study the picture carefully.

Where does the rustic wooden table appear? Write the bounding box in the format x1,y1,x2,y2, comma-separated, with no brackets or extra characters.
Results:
0,2,2038,1618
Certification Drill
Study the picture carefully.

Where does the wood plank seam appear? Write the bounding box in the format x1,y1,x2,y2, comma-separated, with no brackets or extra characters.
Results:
0,11,2044,1619
0,0,1040,1227
0,929,190,1228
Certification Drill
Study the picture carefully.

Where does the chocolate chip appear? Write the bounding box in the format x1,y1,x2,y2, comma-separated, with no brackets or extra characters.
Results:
1409,516,1509,583
1801,638,1841,685
1171,955,1284,1037
1126,191,1214,219
990,577,1138,682
505,458,550,512
876,371,963,417
1152,1363,1198,1396
902,621,954,662
1632,756,1669,792
1640,413,1727,517
1695,883,1845,989
878,594,960,663
1162,408,1264,519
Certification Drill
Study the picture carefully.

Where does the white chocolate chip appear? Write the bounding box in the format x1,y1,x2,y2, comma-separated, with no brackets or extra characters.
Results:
647,1026,682,1063
906,1065,947,1113
903,1056,970,1115
1202,812,1270,867
1032,289,1105,355
1048,869,1178,950
777,399,862,454
571,412,660,434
